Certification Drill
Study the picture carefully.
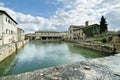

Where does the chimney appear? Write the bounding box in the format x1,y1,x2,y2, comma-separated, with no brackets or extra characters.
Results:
85,21,88,27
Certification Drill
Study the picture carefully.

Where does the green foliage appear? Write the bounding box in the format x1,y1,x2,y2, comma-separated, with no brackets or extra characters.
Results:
100,16,108,34
118,33,120,37
84,24,100,37
95,40,102,44
101,38,107,43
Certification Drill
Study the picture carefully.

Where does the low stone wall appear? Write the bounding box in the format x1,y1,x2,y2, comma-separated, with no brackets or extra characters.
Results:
16,40,28,50
16,41,23,50
114,38,120,53
76,42,115,54
0,43,16,62
0,40,29,62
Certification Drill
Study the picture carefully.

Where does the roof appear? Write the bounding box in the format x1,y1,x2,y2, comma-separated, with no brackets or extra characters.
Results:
69,25,84,28
17,28,24,32
73,24,100,31
0,10,18,24
83,24,100,30
35,31,60,33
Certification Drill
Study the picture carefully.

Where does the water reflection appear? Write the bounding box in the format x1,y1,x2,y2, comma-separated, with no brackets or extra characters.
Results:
0,41,107,75
0,53,17,76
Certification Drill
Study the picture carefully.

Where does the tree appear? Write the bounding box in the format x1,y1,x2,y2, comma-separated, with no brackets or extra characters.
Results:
100,16,108,34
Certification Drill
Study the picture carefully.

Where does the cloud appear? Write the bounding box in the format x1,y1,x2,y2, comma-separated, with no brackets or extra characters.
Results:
0,2,4,6
102,0,120,31
55,0,120,31
0,4,53,33
0,0,120,33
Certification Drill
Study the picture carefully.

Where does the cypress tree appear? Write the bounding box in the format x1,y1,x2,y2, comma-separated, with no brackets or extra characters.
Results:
100,16,108,34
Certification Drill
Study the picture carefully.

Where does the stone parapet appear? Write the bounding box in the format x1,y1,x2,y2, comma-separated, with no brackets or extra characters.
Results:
0,54,120,80
76,42,115,54
0,40,29,62
0,43,16,62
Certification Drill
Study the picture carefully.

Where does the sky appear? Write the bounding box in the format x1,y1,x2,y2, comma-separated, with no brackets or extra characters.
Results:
0,0,120,33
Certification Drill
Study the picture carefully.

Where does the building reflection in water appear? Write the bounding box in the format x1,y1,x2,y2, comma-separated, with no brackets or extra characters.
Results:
0,53,17,76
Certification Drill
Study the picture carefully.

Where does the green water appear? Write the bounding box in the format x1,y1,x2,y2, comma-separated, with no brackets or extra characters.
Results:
0,41,109,76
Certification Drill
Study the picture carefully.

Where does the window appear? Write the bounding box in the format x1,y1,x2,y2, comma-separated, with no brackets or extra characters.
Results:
6,29,7,33
11,31,13,34
6,17,7,22
8,19,10,24
6,29,13,34
9,30,10,34
10,21,12,24
70,30,71,33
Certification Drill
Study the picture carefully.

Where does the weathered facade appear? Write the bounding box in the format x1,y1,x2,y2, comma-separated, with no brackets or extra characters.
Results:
60,31,68,40
73,28,86,40
26,31,63,41
0,40,29,62
0,10,18,46
68,21,100,41
68,25,84,40
17,28,25,41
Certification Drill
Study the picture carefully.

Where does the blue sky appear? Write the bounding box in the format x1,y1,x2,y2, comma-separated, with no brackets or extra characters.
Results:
0,0,63,18
0,0,120,33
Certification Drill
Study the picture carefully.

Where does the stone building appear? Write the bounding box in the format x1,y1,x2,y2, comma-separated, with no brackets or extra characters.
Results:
73,28,86,40
68,21,100,41
60,31,68,40
0,10,18,46
68,25,84,40
83,24,100,37
26,31,62,41
17,28,25,41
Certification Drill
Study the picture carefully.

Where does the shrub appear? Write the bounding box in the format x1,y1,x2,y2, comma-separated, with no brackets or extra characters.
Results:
101,38,107,43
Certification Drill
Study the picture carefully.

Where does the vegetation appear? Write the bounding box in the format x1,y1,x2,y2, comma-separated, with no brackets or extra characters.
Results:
83,24,100,37
101,38,107,43
100,16,108,34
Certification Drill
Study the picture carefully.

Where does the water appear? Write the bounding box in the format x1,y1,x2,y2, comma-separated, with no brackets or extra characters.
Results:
0,41,109,76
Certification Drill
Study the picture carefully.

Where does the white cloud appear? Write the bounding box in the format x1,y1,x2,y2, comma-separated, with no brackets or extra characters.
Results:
0,0,120,33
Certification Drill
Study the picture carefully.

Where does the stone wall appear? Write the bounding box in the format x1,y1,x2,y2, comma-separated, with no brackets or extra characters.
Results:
112,35,120,53
0,43,16,62
0,40,29,62
76,42,115,54
16,41,24,50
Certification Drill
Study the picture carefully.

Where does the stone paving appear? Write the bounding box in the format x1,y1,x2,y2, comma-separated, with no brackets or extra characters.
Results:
90,54,120,74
